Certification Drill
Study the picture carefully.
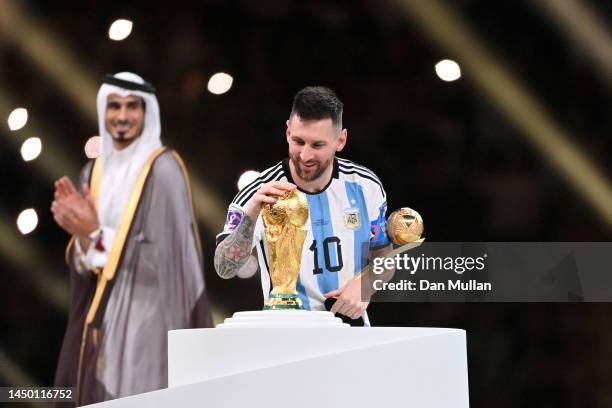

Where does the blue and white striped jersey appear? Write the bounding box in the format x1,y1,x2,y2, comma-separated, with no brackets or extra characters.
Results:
217,157,390,311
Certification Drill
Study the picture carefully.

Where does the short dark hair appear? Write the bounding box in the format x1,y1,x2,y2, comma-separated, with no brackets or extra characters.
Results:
291,86,343,128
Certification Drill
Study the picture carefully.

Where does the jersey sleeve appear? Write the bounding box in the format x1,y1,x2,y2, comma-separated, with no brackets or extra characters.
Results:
216,160,285,246
216,203,246,245
364,178,390,249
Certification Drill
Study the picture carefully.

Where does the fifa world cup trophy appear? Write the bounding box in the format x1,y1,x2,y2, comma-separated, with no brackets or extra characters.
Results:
386,207,424,245
261,190,309,309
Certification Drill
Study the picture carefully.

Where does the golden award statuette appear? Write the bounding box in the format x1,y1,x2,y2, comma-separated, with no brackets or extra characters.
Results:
387,207,424,245
262,190,309,310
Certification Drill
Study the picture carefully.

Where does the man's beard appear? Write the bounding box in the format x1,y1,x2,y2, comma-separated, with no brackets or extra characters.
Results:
109,121,143,145
290,154,332,182
112,131,128,144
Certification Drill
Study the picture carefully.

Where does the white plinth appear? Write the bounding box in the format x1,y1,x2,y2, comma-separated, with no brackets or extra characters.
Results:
88,311,469,408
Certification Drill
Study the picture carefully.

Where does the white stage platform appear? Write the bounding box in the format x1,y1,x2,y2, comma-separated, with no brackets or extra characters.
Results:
88,311,469,407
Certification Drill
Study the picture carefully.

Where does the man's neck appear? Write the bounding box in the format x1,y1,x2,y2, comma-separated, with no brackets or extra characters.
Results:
288,159,334,193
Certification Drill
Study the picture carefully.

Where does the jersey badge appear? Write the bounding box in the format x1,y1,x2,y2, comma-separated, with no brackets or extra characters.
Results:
343,207,361,230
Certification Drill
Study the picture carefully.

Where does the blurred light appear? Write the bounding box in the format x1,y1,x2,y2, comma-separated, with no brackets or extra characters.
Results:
237,170,260,190
17,209,38,235
435,59,461,81
108,19,133,41
207,72,234,95
20,137,42,161
7,108,28,131
84,135,102,158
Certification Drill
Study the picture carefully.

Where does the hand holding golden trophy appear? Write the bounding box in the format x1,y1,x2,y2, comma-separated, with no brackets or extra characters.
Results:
261,190,309,310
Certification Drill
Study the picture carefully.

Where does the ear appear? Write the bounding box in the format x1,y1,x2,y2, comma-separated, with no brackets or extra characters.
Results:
286,119,291,142
335,129,348,152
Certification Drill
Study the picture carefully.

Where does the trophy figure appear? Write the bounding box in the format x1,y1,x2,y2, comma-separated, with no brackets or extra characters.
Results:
261,190,309,310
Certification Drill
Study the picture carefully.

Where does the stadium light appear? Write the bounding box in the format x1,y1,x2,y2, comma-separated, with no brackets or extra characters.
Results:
16,209,38,235
207,72,234,95
84,135,102,159
237,170,260,190
20,137,42,161
435,59,462,81
7,108,28,131
108,19,133,41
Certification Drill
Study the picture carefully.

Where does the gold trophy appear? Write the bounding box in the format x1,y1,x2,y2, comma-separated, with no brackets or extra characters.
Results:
387,207,424,245
262,190,309,310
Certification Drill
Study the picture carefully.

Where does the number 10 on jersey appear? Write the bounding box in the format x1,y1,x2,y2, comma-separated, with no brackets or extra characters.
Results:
308,237,343,274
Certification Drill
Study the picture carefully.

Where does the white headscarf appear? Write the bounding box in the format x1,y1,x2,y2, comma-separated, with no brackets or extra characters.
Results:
96,72,162,229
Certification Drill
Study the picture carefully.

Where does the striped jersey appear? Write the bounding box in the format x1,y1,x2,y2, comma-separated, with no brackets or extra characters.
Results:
216,157,390,312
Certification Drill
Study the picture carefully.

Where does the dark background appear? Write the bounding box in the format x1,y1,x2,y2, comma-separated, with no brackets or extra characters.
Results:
1,1,611,406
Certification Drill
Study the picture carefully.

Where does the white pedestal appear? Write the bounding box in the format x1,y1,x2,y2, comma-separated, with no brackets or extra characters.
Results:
88,311,469,407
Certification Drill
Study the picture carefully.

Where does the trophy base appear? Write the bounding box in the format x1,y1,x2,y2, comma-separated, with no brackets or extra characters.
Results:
216,310,348,328
264,293,304,310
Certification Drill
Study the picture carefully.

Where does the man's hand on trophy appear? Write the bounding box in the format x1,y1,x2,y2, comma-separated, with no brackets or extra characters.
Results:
324,277,369,320
244,181,296,220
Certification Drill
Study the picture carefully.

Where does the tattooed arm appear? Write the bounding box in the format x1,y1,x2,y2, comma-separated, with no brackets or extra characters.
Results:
214,180,297,279
214,215,256,279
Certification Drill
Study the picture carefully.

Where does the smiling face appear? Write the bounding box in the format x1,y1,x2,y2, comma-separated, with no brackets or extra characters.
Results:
104,94,145,149
286,114,347,185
